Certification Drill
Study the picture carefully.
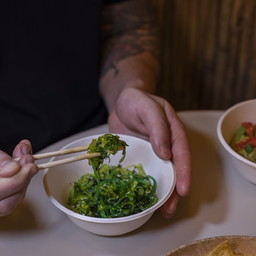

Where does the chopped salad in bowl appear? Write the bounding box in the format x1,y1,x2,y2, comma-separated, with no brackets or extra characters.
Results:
230,122,256,163
217,99,256,184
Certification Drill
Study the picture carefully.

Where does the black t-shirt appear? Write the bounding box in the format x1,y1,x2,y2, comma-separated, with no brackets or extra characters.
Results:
0,0,124,154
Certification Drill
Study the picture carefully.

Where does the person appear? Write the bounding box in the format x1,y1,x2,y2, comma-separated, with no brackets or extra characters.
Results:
0,0,191,218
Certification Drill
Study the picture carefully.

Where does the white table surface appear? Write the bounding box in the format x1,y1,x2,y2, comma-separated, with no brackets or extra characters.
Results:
1,111,256,256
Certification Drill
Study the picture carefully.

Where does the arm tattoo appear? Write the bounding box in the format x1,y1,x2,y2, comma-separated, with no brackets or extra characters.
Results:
100,0,160,77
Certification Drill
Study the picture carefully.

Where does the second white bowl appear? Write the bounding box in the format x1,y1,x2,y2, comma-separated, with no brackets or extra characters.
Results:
217,99,256,184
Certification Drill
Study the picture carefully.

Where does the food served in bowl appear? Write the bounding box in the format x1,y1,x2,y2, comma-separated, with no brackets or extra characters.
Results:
204,240,235,256
166,236,256,256
217,99,256,184
43,133,175,236
67,134,158,218
230,122,256,163
67,163,158,218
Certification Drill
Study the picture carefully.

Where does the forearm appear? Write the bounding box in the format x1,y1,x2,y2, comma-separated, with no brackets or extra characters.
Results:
99,0,160,112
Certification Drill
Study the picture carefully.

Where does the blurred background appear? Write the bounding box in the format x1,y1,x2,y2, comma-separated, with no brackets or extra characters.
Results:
151,0,256,110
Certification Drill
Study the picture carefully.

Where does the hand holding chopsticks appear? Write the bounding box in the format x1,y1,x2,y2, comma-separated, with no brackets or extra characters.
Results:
14,134,126,170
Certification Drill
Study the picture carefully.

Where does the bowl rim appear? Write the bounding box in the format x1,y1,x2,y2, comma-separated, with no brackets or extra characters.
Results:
43,134,176,224
217,99,256,168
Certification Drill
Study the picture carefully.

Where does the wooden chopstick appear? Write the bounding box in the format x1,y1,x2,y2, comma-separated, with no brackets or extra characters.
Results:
37,152,100,170
16,144,123,170
33,145,89,160
14,144,100,170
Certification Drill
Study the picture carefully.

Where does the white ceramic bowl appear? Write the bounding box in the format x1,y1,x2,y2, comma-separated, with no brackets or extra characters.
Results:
43,134,176,236
217,99,256,184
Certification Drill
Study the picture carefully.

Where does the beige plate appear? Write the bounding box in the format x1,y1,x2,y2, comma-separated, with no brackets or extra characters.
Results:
166,236,256,256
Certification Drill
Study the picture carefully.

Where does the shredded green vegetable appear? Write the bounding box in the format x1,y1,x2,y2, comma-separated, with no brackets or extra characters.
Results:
87,134,128,172
67,163,158,218
67,134,158,218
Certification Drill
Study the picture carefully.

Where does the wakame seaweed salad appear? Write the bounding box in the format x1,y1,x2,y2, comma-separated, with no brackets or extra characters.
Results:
67,134,158,218
68,163,158,218
87,133,128,172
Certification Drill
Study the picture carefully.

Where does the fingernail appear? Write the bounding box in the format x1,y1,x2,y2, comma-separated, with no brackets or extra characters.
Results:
21,144,30,155
164,205,176,218
160,145,172,160
29,166,38,179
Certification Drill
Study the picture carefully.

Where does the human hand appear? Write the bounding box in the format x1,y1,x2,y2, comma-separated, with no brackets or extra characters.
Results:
0,139,38,216
108,88,192,218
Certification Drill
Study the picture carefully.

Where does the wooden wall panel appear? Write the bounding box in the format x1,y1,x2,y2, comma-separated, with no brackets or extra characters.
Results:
153,0,256,110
